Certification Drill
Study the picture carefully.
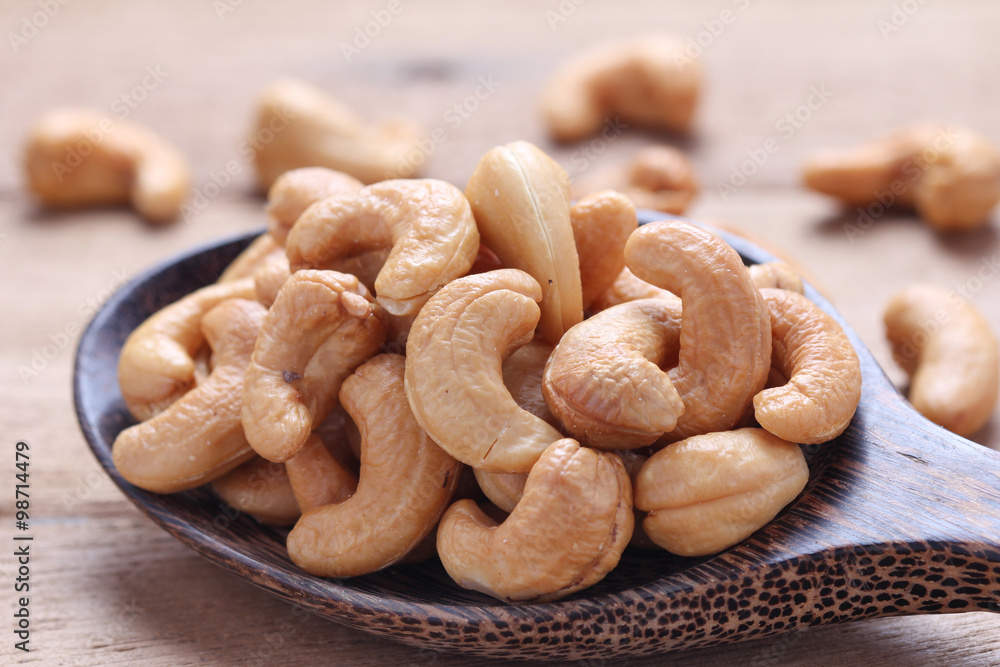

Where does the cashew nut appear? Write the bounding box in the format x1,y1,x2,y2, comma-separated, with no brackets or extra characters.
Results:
543,298,684,449
252,79,425,189
437,438,633,603
803,123,1000,232
753,288,862,444
465,141,582,344
590,266,679,314
266,167,363,246
118,278,256,421
572,145,699,215
24,109,191,223
541,36,700,142
242,270,386,462
217,234,284,283
472,469,525,515
625,221,772,441
284,433,357,514
286,178,480,316
635,428,809,557
286,354,461,578
615,449,660,550
749,261,804,294
885,284,999,436
251,251,291,309
569,190,637,309
113,299,264,493
405,269,564,473
211,457,300,526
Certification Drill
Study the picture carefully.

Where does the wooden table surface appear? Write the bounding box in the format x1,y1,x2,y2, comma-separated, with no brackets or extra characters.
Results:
3,0,1000,664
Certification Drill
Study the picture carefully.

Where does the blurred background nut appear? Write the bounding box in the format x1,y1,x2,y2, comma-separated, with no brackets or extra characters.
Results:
885,284,999,436
437,438,633,603
265,166,363,246
803,123,1000,232
211,457,301,527
541,35,701,142
251,79,427,189
572,145,699,215
635,428,809,557
24,108,191,223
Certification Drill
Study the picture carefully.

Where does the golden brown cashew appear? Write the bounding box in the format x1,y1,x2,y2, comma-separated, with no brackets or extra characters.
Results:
437,438,633,603
541,36,700,142
753,288,862,444
284,433,358,513
113,299,264,493
590,266,679,314
572,145,699,215
615,449,660,550
118,278,256,421
749,262,804,294
286,179,480,316
211,457,300,526
251,252,291,308
242,270,386,463
635,428,809,557
569,190,637,309
625,221,772,441
217,234,284,283
465,141,582,344
405,270,564,473
543,298,684,449
885,284,999,436
252,79,425,189
265,167,364,246
286,354,461,578
473,469,526,514
24,109,191,223
803,123,1000,232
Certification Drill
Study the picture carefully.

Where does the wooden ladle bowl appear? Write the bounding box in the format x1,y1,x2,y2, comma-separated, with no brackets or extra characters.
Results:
73,212,1000,661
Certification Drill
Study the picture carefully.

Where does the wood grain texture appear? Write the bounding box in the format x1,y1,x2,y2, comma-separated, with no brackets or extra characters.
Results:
3,0,1000,664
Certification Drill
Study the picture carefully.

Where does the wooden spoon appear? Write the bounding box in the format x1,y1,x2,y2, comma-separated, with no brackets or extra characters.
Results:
73,213,1000,661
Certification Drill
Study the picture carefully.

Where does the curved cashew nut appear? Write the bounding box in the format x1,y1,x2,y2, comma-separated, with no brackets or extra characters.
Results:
286,178,480,316
24,109,190,223
625,221,772,441
211,457,300,526
285,433,358,513
217,234,284,283
636,428,808,557
885,284,999,436
251,252,291,309
465,141,582,344
753,288,862,444
118,278,256,421
242,270,386,462
113,299,265,493
286,354,461,578
803,123,1000,232
569,190,637,309
543,298,684,449
252,79,426,189
572,145,699,215
437,438,633,603
405,269,564,473
749,261,804,294
266,167,363,246
590,266,679,314
541,36,700,142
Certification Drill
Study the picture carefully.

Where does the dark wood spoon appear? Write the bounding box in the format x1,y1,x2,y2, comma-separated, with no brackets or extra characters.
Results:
73,212,1000,662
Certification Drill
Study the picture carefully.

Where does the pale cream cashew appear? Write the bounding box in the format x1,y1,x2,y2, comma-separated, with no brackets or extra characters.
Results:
749,262,804,294
211,457,300,526
569,190,638,309
284,433,358,513
590,266,679,314
265,167,363,246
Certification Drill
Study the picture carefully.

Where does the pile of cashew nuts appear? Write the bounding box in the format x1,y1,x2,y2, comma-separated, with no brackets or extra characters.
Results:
111,138,870,604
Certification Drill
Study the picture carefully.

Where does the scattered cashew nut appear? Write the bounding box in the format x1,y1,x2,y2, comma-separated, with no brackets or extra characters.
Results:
266,167,363,246
284,433,358,514
572,145,699,214
217,234,284,283
590,266,679,314
749,261,804,294
569,190,638,309
885,284,999,436
211,457,301,526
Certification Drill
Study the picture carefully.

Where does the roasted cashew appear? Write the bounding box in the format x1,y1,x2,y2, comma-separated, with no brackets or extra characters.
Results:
217,234,284,283
635,428,809,557
803,123,1000,231
465,141,582,344
753,288,862,444
113,299,264,493
590,266,679,314
749,262,804,294
242,270,386,462
405,270,564,473
572,145,698,215
266,167,363,246
211,457,300,526
885,284,999,436
541,36,700,142
569,190,637,309
615,449,660,550
437,438,633,603
284,433,357,513
252,79,425,189
251,252,291,309
24,109,190,223
473,469,525,515
625,221,772,440
286,354,461,578
118,278,256,421
286,179,480,316
543,298,684,449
